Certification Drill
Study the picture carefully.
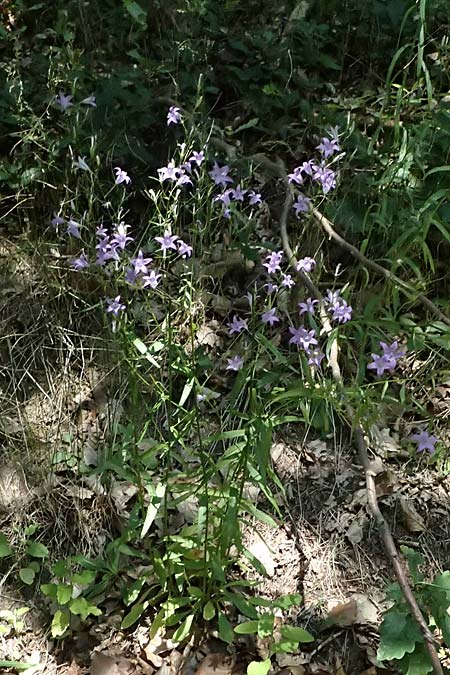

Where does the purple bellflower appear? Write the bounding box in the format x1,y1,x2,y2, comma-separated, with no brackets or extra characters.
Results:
226,355,244,371
167,106,182,126
410,430,438,454
209,162,233,188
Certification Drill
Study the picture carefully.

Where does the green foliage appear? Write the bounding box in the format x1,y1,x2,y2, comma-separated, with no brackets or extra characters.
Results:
378,548,450,673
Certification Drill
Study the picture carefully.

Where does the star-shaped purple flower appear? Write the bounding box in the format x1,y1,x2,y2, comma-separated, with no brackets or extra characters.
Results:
106,295,126,317
55,92,73,111
289,327,318,350
131,250,152,275
248,191,263,206
167,106,182,126
316,137,340,158
293,195,311,218
178,240,193,258
66,219,81,238
155,231,179,253
261,308,280,326
296,257,316,273
410,430,438,454
209,162,233,188
306,348,325,367
298,298,318,315
263,251,283,275
281,273,295,289
158,162,180,182
71,252,89,270
227,315,248,336
189,150,205,166
226,355,244,371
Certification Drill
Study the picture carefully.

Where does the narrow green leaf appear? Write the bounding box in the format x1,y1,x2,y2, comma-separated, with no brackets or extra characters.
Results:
172,613,194,642
141,482,166,538
234,620,259,634
218,612,234,643
121,602,148,629
280,625,314,643
0,534,12,558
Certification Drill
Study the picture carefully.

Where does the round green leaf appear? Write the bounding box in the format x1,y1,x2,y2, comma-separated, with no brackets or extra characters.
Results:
247,658,271,675
56,584,73,605
51,609,70,638
19,567,35,585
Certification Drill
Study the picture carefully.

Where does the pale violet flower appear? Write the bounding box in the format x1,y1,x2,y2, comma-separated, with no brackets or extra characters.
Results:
214,190,233,208
410,430,438,454
264,282,278,294
73,156,90,171
226,355,244,371
227,315,248,336
71,252,89,270
178,240,193,258
367,353,395,377
114,167,131,185
189,150,205,166
66,219,81,238
289,327,318,350
287,167,303,185
106,295,126,317
131,251,152,275
306,348,325,367
293,195,311,218
55,92,73,111
231,185,246,201
81,95,96,107
263,251,283,274
296,257,316,273
176,172,192,187
261,308,280,326
298,298,318,315
51,212,65,227
248,190,262,206
281,273,295,289
142,270,162,289
167,106,182,126
316,137,340,158
209,162,233,187
331,300,352,324
111,222,133,250
158,162,180,182
155,231,179,253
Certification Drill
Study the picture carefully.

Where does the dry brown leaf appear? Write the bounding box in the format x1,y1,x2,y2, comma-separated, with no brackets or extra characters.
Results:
90,652,134,675
400,498,426,533
247,539,276,577
346,515,368,545
288,667,306,675
195,653,235,674
353,593,378,624
324,599,357,627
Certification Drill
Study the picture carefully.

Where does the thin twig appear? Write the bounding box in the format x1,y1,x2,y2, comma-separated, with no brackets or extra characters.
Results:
311,207,450,327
